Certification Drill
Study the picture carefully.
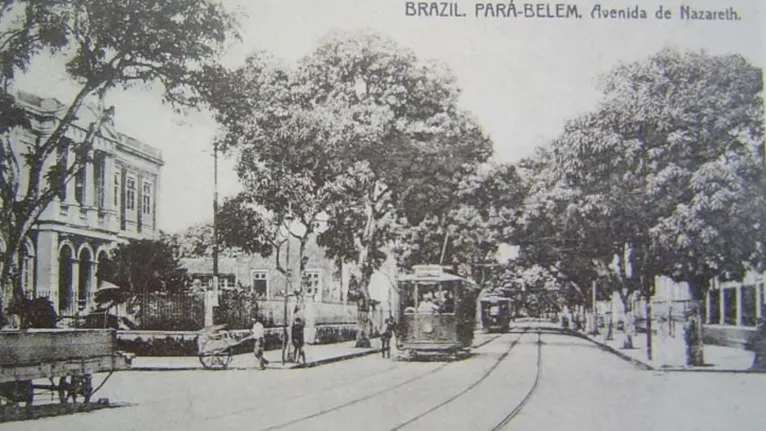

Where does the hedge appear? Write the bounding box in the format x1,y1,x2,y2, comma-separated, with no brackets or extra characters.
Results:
117,324,362,357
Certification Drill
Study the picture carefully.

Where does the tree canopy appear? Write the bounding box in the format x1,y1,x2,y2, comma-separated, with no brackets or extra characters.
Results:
0,0,239,318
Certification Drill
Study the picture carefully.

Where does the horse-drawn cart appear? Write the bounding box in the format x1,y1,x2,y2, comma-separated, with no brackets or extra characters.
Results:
196,325,254,370
0,329,133,418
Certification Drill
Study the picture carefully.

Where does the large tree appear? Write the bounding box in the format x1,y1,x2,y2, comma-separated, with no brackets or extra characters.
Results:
306,32,493,347
538,49,765,362
205,31,493,347
393,163,523,283
204,51,348,307
0,0,238,326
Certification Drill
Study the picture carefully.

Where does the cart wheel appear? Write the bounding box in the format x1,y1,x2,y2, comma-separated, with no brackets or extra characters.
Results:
79,375,94,405
25,381,34,406
198,350,233,369
0,381,34,406
56,375,92,404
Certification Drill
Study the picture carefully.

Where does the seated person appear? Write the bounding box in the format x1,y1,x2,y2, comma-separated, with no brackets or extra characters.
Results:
440,293,455,313
417,296,439,313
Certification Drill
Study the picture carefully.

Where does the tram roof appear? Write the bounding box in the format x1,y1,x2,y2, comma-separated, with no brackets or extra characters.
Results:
398,272,467,283
480,293,511,302
398,264,475,284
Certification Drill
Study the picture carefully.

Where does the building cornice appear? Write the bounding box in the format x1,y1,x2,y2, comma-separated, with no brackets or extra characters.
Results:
14,91,164,165
32,222,121,242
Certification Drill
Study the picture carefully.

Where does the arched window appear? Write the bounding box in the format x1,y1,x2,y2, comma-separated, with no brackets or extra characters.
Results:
0,237,5,279
21,239,35,298
78,247,93,310
58,244,74,315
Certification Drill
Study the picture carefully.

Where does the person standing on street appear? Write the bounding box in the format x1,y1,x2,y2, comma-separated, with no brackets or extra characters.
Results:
252,317,268,370
380,317,394,358
291,317,306,366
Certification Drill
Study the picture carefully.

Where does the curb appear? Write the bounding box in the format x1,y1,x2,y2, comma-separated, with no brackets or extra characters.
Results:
290,348,382,369
652,366,766,374
574,331,766,374
572,331,655,371
127,348,382,372
472,334,502,349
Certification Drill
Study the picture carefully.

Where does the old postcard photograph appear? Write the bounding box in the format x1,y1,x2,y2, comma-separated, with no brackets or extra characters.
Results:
0,0,764,429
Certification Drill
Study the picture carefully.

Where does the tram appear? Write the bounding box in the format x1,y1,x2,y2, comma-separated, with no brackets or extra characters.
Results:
396,265,480,358
479,292,512,333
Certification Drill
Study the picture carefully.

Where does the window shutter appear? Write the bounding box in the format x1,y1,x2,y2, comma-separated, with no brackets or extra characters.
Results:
137,174,143,233
120,167,127,230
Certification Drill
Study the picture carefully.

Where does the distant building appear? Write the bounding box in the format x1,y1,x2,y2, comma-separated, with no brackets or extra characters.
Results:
0,91,163,316
705,271,765,344
181,236,344,304
181,235,396,311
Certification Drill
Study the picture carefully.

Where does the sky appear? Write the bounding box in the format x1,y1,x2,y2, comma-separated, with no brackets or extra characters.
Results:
13,0,765,233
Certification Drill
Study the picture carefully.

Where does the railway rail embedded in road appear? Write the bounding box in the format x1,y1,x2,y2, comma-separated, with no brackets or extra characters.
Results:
261,329,529,431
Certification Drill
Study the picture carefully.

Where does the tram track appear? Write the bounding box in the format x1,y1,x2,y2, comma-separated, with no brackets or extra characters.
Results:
202,361,405,423
204,334,505,425
489,330,543,430
259,330,528,431
388,329,543,431
389,330,532,431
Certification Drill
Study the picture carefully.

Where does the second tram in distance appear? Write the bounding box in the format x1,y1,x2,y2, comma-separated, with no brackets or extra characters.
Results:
479,292,512,333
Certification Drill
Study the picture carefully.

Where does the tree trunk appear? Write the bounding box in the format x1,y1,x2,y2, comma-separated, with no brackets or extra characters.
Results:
354,196,376,348
1,232,27,329
645,294,652,361
355,272,372,348
618,291,635,349
685,278,707,366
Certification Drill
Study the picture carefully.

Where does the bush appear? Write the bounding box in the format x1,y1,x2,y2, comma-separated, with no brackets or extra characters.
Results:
313,325,357,345
117,324,360,356
118,335,199,356
4,297,57,328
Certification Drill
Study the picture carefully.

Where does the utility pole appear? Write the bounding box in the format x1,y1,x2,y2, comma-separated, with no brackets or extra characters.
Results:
282,210,293,365
592,280,597,334
212,140,219,317
646,285,653,361
204,141,220,328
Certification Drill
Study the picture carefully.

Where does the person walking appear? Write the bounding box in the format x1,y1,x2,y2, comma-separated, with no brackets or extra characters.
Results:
291,317,306,366
251,317,269,370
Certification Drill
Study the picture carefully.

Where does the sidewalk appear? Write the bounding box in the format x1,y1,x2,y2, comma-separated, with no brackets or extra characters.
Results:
130,331,502,372
130,339,381,371
583,329,758,372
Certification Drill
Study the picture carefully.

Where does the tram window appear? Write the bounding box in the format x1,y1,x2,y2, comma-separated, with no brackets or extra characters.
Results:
439,282,456,314
400,282,416,313
411,282,457,314
414,283,438,313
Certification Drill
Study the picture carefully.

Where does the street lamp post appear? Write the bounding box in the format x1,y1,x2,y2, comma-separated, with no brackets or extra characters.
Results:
212,140,219,322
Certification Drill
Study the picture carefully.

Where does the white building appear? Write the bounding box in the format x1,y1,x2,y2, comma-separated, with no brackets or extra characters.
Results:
0,91,163,316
